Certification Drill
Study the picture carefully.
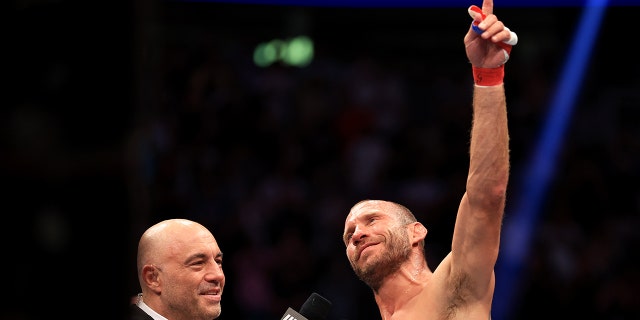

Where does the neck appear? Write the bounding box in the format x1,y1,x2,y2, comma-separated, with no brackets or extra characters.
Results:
374,253,432,318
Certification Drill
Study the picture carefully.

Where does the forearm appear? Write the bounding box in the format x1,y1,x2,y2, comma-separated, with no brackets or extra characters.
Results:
467,84,509,212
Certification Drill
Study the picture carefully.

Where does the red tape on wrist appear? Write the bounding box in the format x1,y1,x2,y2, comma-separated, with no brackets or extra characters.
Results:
472,65,504,86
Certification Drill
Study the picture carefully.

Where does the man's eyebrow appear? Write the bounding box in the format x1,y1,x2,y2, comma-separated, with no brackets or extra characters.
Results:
358,212,379,220
184,251,223,263
185,253,207,262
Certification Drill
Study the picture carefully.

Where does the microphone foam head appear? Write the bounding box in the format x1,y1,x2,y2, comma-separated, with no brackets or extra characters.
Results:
299,292,332,320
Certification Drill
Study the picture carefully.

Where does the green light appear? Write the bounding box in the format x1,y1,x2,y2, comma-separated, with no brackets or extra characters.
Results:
283,36,314,67
253,36,314,68
253,42,275,67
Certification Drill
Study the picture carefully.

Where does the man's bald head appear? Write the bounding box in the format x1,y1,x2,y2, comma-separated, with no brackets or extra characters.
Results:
134,218,225,320
136,219,215,281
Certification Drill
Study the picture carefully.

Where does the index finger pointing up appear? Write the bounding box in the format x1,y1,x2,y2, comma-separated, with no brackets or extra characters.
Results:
481,0,494,15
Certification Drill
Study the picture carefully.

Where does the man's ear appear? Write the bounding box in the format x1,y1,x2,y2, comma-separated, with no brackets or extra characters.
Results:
142,265,162,294
410,222,427,244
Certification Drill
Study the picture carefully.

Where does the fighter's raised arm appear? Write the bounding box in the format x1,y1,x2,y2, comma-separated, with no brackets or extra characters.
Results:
448,0,515,307
342,1,519,318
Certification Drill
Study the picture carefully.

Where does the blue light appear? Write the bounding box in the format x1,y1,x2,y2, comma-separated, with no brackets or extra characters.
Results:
492,0,608,319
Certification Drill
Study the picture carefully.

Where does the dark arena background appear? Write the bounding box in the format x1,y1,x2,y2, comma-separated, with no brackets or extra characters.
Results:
6,0,639,319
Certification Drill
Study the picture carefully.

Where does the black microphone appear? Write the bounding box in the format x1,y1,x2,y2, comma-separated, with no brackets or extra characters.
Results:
281,292,332,320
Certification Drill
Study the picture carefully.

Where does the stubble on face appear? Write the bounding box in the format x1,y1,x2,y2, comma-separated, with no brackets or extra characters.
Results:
164,281,222,320
351,223,411,291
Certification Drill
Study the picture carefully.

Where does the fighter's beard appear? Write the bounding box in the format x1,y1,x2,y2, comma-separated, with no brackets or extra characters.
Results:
352,227,411,291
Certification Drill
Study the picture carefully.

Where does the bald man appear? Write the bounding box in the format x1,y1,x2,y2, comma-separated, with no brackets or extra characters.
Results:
130,219,225,320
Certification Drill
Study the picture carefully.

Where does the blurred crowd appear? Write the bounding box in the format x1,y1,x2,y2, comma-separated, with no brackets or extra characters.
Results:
5,2,639,320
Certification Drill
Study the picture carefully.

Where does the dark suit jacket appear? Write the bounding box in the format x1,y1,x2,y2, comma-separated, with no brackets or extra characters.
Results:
129,304,154,320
